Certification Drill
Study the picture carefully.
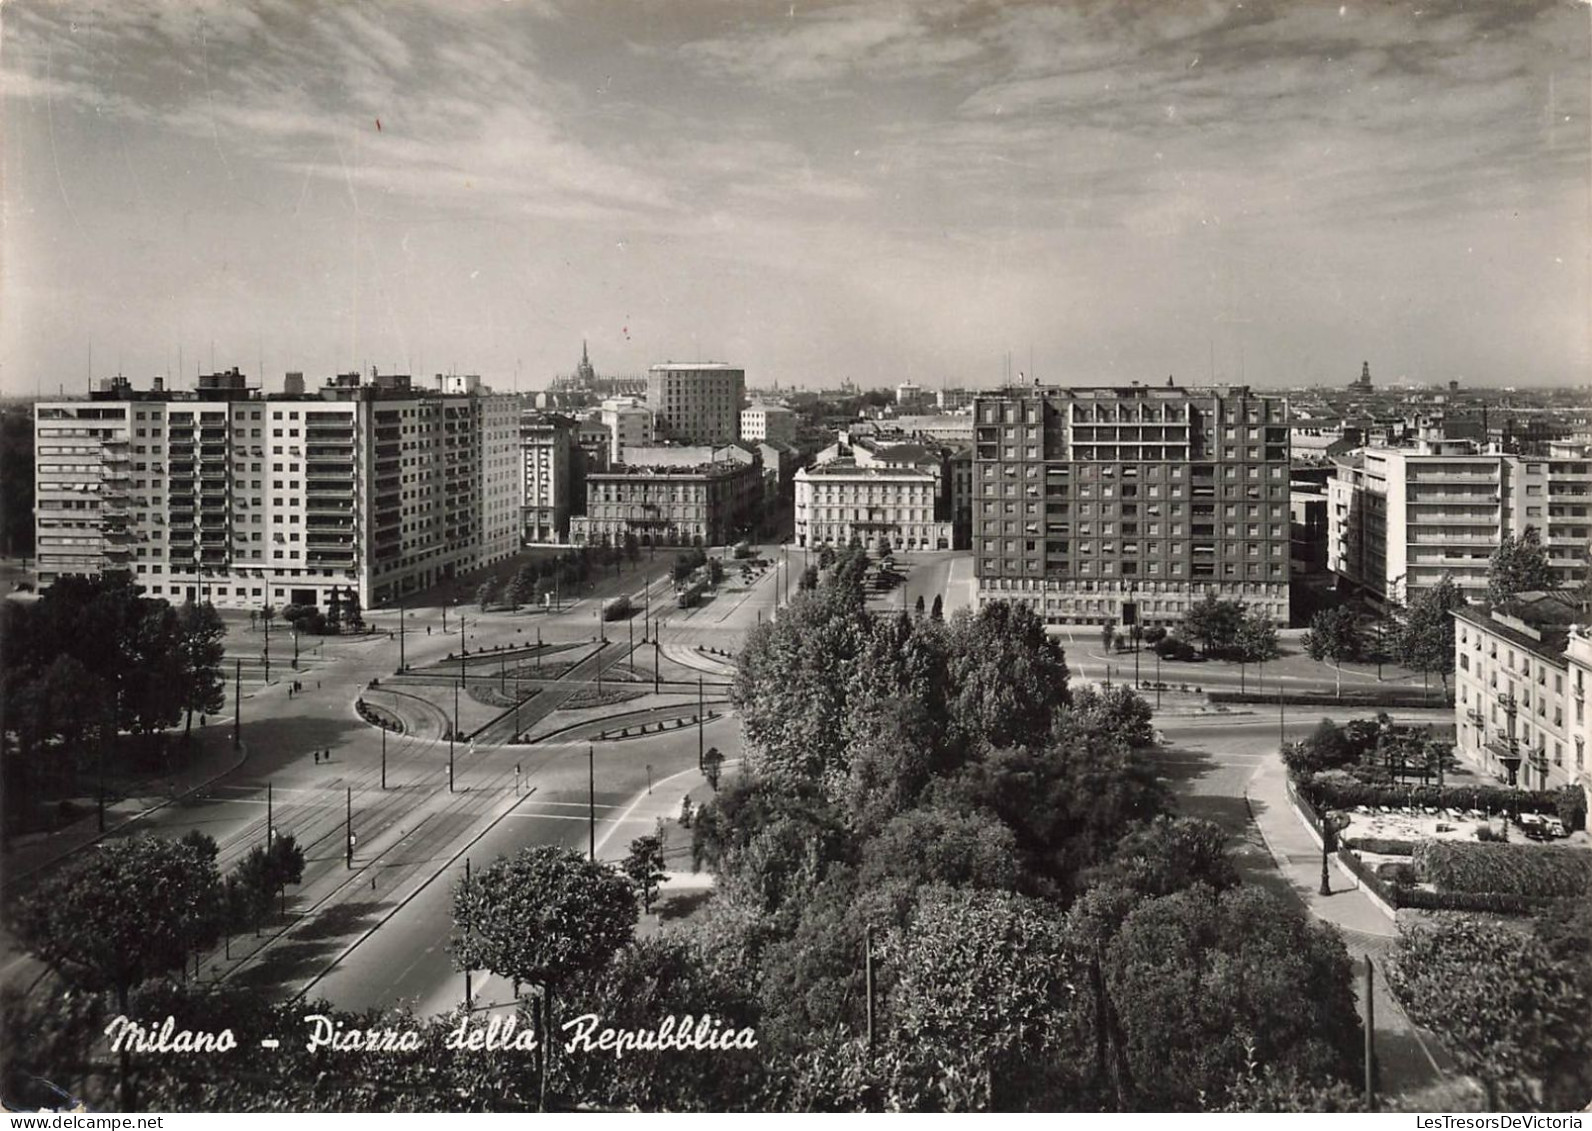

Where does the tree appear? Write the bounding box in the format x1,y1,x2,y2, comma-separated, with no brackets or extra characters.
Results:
859,805,1022,892
476,578,498,613
1283,718,1364,777
708,558,725,587
1183,594,1245,657
1397,574,1465,694
343,588,365,632
177,600,227,742
1388,915,1591,1110
1235,611,1279,664
944,601,1071,753
1068,685,1155,749
1142,625,1167,646
13,836,223,1010
887,884,1085,1108
325,587,344,636
702,746,725,789
1488,527,1555,605
914,594,926,617
231,834,305,928
1098,885,1361,1111
930,594,943,620
622,835,667,913
799,565,820,591
450,845,637,1105
1088,816,1239,898
1302,606,1362,696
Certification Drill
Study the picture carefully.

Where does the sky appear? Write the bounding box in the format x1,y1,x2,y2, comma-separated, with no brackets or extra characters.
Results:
1,0,1589,396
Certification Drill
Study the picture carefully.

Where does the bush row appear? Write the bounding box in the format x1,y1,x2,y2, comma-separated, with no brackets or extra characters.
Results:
1342,836,1416,856
1298,777,1582,828
1412,840,1592,899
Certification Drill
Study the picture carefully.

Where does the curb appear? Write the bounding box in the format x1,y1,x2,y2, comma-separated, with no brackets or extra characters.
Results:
7,735,250,885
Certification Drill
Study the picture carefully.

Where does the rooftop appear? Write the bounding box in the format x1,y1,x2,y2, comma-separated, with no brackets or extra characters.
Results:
1455,590,1590,661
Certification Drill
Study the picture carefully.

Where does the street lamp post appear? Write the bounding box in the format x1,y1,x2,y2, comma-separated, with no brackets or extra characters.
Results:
345,786,353,869
398,595,406,673
1319,812,1346,895
698,676,705,772
233,659,242,749
449,681,458,793
588,744,596,861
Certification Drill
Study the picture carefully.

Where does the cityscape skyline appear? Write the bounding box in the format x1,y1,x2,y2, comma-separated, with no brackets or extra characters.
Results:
2,0,1589,398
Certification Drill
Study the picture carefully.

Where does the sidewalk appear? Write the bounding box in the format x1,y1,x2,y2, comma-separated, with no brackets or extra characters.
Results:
4,727,248,885
1245,752,1478,1109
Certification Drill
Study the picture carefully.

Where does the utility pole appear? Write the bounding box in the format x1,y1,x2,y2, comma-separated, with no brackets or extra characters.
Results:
381,723,387,789
345,786,352,869
263,613,271,684
266,781,273,847
698,676,705,772
654,638,661,693
398,595,406,672
233,659,242,748
463,856,473,1007
588,744,596,861
1279,685,1287,749
449,681,458,792
1364,957,1377,1110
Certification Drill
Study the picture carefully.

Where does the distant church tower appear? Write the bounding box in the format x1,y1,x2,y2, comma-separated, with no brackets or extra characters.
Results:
576,340,596,385
1355,361,1372,390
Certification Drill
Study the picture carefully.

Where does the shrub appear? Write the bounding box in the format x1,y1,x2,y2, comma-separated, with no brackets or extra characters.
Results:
1376,861,1417,886
1475,825,1506,843
1343,836,1415,856
1554,785,1588,832
1412,841,1592,899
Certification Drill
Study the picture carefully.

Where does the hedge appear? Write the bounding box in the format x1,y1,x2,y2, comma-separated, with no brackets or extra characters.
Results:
1210,689,1453,709
1333,846,1403,907
1412,840,1592,899
1342,836,1416,856
1297,778,1572,822
1386,886,1549,914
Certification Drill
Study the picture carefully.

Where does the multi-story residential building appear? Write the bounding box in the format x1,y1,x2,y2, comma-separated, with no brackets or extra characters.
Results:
1454,593,1586,792
599,397,654,464
520,412,574,543
35,370,520,611
1330,441,1592,607
794,460,951,551
972,382,1291,627
1562,626,1592,818
740,403,796,445
570,448,762,549
646,363,745,444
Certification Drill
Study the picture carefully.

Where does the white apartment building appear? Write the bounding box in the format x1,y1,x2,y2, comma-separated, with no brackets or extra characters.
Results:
35,371,520,611
1330,441,1592,607
1562,626,1592,817
795,461,952,552
646,363,745,444
739,402,796,445
599,397,654,464
1454,594,1584,792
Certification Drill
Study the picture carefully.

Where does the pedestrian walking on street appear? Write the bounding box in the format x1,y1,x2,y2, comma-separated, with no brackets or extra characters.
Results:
313,751,319,764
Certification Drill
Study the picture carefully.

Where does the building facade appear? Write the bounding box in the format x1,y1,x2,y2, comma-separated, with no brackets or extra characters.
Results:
646,363,745,444
972,383,1291,627
599,397,654,464
1330,442,1592,607
35,371,520,612
1454,595,1584,792
794,461,951,551
569,449,763,548
740,403,796,445
1561,626,1592,820
520,412,574,543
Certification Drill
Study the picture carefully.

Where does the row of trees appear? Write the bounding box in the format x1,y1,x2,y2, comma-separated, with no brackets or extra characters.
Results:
2,576,229,812
477,537,646,613
14,831,305,1014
